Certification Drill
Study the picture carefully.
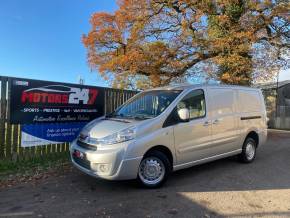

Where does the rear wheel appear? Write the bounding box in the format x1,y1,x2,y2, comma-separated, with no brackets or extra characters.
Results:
239,138,257,163
137,150,171,188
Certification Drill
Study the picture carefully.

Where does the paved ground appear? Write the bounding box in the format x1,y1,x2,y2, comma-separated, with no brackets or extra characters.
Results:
1,130,290,218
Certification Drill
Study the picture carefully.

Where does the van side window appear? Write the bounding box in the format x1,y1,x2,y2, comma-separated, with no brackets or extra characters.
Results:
177,89,206,120
163,89,206,128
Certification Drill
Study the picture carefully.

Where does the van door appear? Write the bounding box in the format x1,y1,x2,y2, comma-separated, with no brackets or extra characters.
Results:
207,88,240,153
172,89,213,165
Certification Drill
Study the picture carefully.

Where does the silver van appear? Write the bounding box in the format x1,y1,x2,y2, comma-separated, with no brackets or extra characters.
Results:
70,84,267,187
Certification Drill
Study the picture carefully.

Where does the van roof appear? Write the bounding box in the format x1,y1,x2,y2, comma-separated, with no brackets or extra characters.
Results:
148,83,261,91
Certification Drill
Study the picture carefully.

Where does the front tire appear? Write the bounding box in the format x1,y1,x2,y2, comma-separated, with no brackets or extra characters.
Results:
239,138,257,163
137,150,171,188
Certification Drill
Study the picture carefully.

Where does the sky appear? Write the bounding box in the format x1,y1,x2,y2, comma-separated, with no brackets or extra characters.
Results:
280,69,290,82
0,0,118,87
0,0,289,87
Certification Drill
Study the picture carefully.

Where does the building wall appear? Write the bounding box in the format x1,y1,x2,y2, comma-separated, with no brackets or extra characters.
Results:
262,83,290,130
278,84,290,106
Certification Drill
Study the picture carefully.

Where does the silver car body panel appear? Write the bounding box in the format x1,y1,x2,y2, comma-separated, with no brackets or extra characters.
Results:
70,84,267,180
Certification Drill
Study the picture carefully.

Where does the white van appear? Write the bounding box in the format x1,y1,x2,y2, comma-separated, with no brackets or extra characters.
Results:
70,84,267,187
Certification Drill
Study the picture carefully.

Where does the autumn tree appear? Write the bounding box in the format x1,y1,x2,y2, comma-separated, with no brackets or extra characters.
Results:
83,0,290,89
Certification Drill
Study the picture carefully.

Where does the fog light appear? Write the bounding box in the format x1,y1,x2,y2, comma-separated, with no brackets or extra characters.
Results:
97,164,110,173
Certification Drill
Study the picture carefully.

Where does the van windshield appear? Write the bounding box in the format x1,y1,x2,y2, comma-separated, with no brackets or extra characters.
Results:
107,90,182,120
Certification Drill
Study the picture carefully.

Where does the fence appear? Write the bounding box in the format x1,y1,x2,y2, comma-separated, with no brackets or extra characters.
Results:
0,76,138,163
268,106,290,130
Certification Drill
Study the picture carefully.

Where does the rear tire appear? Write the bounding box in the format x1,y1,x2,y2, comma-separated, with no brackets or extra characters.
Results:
137,150,171,188
239,138,257,163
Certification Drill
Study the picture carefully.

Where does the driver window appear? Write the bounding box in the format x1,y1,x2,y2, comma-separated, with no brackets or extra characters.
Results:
177,89,206,119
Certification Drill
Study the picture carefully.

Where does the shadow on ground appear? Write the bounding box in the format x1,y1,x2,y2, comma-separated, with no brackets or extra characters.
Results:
1,131,290,217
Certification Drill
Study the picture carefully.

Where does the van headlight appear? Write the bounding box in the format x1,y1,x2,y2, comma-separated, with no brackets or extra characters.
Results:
87,126,136,145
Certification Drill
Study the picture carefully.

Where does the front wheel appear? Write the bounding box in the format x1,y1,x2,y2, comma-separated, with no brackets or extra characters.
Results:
137,150,171,188
239,138,257,163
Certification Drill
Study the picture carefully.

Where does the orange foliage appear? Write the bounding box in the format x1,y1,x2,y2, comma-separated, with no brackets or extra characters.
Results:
83,0,289,88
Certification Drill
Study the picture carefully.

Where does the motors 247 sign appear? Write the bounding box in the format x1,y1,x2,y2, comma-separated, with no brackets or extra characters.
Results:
9,78,105,124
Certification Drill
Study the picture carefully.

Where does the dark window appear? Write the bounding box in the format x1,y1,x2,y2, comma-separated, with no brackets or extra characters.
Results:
163,107,179,127
108,90,182,120
163,89,206,127
177,89,206,120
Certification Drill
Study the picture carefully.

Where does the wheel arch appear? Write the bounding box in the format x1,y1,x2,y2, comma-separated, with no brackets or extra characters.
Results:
245,131,259,147
144,145,174,170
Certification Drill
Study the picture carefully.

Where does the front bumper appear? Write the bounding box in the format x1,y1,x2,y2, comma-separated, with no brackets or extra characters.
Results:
70,140,142,180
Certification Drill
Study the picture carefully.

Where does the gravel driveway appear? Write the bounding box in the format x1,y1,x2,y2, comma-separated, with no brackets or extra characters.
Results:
1,130,290,218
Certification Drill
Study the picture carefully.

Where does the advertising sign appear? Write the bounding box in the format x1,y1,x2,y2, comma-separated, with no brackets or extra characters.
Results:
9,78,105,124
21,122,87,147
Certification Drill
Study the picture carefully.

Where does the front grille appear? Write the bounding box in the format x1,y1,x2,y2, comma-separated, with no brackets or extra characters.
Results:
77,140,97,151
73,155,91,170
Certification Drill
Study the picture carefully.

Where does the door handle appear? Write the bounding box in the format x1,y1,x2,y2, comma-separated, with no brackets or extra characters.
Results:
213,119,220,124
203,121,211,126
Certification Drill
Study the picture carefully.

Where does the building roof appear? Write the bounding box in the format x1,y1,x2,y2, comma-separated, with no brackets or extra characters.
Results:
255,80,290,90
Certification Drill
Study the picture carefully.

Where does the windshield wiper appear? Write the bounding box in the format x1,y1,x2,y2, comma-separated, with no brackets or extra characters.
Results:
106,113,135,120
132,115,153,120
106,113,152,120
106,113,123,118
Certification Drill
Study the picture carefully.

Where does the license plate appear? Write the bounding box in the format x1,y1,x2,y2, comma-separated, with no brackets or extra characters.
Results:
73,149,85,159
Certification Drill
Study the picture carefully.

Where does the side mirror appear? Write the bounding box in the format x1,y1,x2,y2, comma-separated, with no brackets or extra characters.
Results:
177,108,190,122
